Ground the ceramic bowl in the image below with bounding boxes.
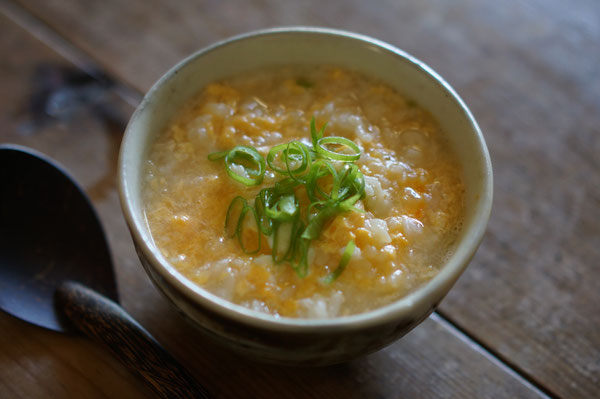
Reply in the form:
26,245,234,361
118,27,493,365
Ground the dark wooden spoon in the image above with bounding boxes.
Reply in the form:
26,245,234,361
0,144,210,399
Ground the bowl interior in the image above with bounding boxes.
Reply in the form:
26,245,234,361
119,27,492,329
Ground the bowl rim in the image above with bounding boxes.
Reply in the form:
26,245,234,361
119,26,493,332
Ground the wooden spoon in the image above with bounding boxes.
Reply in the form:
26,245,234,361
0,144,210,399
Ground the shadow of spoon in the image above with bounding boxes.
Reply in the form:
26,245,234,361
0,144,210,398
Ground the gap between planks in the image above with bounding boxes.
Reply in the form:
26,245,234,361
0,0,142,108
433,311,558,399
0,1,562,398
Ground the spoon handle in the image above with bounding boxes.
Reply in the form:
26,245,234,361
55,281,211,399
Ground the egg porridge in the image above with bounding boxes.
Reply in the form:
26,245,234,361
142,65,464,319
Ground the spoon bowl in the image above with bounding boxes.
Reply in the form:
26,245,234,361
0,144,210,398
0,144,118,331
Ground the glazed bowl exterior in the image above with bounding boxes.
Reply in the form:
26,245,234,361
118,27,493,365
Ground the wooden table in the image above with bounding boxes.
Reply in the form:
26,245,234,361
1,0,598,397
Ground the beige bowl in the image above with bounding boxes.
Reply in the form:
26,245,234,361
118,27,493,365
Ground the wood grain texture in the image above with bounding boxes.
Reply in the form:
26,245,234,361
0,4,552,399
0,7,549,399
9,0,598,397
0,312,152,399
2,0,599,397
56,282,211,398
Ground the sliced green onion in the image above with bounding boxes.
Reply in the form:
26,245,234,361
331,164,348,201
323,240,355,283
237,205,261,254
214,117,367,279
286,141,312,182
267,141,311,179
272,219,297,263
207,149,229,161
265,193,298,222
315,136,361,162
224,146,266,186
310,117,327,148
337,193,364,213
289,219,305,264
225,196,247,237
333,164,364,201
267,143,291,174
274,177,301,194
353,170,366,199
301,204,337,241
305,160,337,202
255,189,274,235
293,239,310,278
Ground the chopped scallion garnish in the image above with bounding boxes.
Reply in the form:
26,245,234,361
264,193,298,222
310,117,326,148
237,205,261,254
225,196,247,238
207,149,229,161
211,117,365,279
315,136,361,162
322,240,356,284
209,146,266,186
267,141,311,181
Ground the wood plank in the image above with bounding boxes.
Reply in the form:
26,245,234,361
8,0,599,397
0,9,149,399
0,6,549,399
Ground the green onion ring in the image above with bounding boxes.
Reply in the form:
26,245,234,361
215,117,367,279
285,141,311,183
272,217,300,263
306,160,337,202
255,189,274,235
267,141,311,178
237,205,261,254
225,196,247,238
225,146,266,186
267,143,290,174
315,136,361,162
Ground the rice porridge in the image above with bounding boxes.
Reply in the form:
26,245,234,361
142,65,464,318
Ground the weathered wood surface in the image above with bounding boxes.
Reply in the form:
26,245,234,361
1,0,599,397
0,7,548,399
